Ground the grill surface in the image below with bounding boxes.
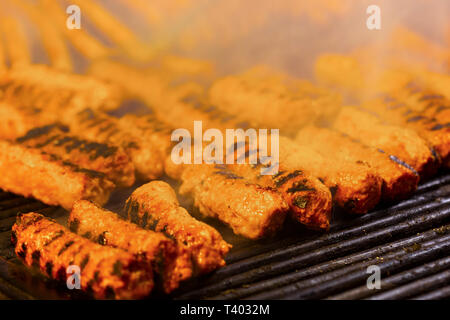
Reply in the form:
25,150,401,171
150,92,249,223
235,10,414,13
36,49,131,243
0,173,449,300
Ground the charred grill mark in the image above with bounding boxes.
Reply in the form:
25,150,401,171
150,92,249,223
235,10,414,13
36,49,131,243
430,148,440,162
18,243,27,259
293,196,308,209
44,230,65,246
127,201,140,225
85,118,105,129
160,225,175,241
431,123,450,131
58,241,75,256
287,181,315,193
419,94,444,101
407,115,427,123
80,255,90,270
56,267,66,281
98,123,115,134
31,250,41,267
98,232,108,245
273,170,303,188
272,170,286,179
112,261,122,277
69,219,80,233
40,151,106,179
141,211,148,228
389,155,419,176
82,232,92,239
45,262,53,276
214,170,244,180
78,109,95,120
147,216,160,231
16,124,60,142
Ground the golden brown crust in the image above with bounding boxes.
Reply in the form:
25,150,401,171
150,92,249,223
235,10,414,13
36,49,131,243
17,124,136,187
332,106,439,180
12,212,153,299
363,95,450,169
279,136,383,214
296,126,419,202
126,181,232,273
0,64,123,113
0,140,114,209
69,200,192,293
209,66,341,136
225,164,332,230
176,166,289,239
63,109,166,180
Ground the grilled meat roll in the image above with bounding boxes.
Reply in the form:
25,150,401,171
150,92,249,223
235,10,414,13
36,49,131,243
362,95,450,168
0,140,114,210
0,64,123,113
314,54,449,170
12,212,153,299
61,108,166,180
69,200,192,293
170,165,289,239
125,181,232,272
222,162,332,230
156,83,380,214
16,124,136,187
208,66,341,136
278,136,383,214
296,126,419,201
332,106,439,180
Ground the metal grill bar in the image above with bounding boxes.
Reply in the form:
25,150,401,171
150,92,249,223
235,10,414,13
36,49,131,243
0,173,449,300
176,200,450,299
367,269,450,300
412,285,450,300
210,227,450,300
259,236,450,299
328,255,450,299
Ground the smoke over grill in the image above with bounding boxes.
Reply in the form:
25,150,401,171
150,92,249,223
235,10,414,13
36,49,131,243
0,0,448,301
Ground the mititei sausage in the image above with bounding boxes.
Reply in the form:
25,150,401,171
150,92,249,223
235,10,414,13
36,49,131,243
69,200,193,293
125,181,233,272
12,212,153,299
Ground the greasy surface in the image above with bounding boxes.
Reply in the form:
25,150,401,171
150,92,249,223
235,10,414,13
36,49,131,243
62,108,166,180
333,106,439,180
279,136,383,214
208,66,341,136
69,200,192,293
142,76,382,215
362,95,450,169
296,126,419,202
126,181,231,273
0,140,114,210
176,165,288,239
17,124,136,187
314,54,450,169
225,163,332,230
0,64,123,114
12,212,153,299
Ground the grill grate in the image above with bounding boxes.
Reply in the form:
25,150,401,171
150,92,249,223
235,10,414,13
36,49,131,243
0,173,449,300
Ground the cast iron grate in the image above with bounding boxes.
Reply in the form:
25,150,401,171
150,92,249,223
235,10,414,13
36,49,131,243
0,173,449,300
